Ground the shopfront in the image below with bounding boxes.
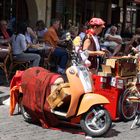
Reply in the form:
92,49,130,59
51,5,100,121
0,0,140,32
111,0,140,35
51,0,110,28
123,0,140,33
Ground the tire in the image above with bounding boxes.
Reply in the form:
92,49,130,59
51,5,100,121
118,88,138,121
80,106,112,137
20,104,32,123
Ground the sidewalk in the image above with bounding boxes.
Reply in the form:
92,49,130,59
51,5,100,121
0,85,10,105
0,71,10,105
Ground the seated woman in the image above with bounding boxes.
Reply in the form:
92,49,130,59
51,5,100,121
22,21,39,46
19,21,40,48
19,22,43,54
11,22,41,67
35,20,48,43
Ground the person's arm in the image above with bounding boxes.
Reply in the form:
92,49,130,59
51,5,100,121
20,35,27,51
106,34,122,44
83,38,105,56
129,35,140,45
109,36,122,44
27,27,38,40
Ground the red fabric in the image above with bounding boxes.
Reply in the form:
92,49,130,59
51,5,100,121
86,29,95,36
10,70,24,115
49,74,61,85
10,70,24,89
10,86,20,115
20,67,62,128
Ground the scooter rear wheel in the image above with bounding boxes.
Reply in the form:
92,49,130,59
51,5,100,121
20,104,32,123
80,106,112,137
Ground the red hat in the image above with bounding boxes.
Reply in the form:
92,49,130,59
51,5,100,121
89,18,105,27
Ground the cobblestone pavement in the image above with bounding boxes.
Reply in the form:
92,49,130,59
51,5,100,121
0,86,10,105
0,105,140,140
0,71,10,105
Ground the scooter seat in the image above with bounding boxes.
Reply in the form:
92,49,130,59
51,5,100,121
47,83,71,109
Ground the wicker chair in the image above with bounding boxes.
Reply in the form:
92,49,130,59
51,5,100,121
8,44,29,76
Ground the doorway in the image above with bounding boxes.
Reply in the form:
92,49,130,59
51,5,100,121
0,0,28,22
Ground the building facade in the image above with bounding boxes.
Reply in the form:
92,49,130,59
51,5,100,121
0,0,140,33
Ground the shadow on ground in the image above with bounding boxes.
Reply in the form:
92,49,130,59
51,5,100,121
103,124,121,138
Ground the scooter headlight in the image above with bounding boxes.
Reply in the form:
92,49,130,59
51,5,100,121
69,69,75,75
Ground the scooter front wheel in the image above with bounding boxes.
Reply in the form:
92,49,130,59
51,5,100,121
80,106,112,137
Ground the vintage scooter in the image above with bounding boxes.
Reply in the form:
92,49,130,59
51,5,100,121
19,41,112,137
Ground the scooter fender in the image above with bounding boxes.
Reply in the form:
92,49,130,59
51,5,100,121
77,93,110,116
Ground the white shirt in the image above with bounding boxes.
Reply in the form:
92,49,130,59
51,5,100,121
11,34,27,55
37,28,48,38
103,33,122,48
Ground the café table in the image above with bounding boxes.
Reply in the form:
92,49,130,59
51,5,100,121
26,44,51,67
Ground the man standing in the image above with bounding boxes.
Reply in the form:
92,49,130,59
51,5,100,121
44,19,68,74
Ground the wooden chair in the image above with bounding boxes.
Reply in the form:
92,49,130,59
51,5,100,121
0,45,11,82
8,44,29,76
43,48,53,70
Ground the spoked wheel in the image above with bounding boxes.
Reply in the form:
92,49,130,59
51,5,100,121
80,106,112,137
118,89,138,121
20,104,32,123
